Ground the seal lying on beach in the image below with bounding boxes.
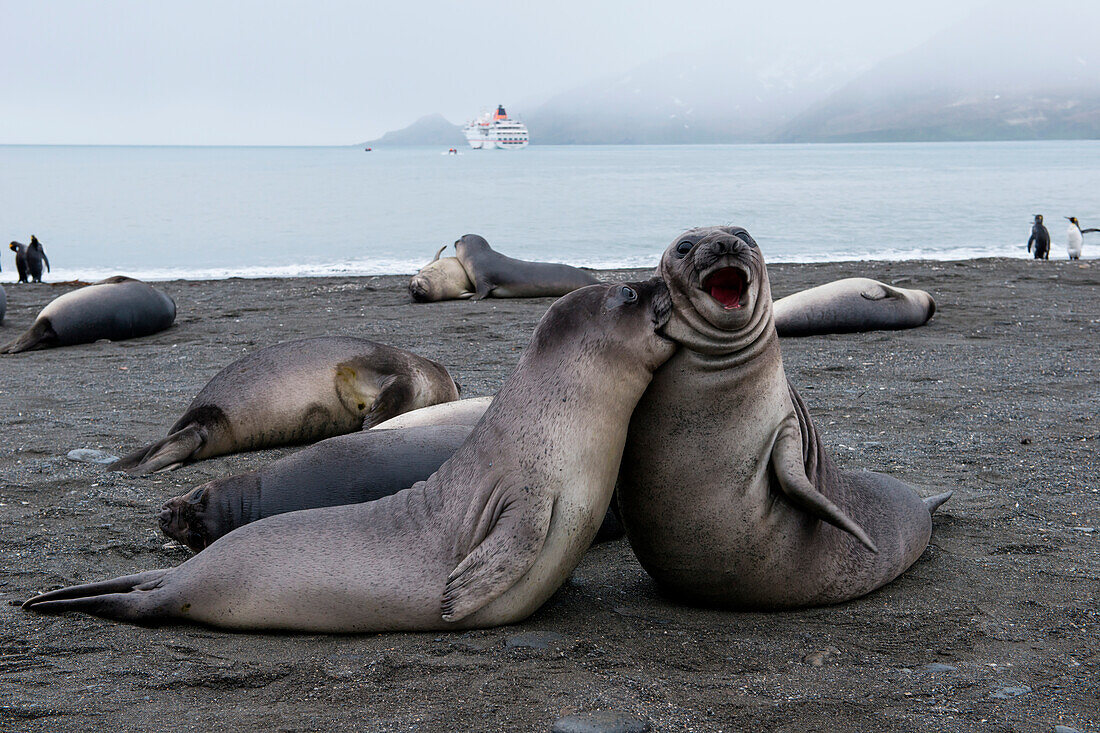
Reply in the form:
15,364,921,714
617,226,951,609
25,279,675,631
1,276,175,354
159,421,627,552
109,337,459,475
370,396,493,430
408,245,475,302
455,234,599,299
773,278,936,337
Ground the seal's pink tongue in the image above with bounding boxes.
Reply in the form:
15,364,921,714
704,268,744,309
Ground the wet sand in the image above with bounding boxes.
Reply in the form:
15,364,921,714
1,258,1097,732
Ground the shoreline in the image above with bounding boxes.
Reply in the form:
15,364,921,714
2,257,1098,731
2,254,1091,286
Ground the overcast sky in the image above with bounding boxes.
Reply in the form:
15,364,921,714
1,0,993,145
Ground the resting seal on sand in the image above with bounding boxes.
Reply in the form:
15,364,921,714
370,396,492,430
1,276,175,354
109,337,459,474
408,245,475,302
455,234,599,299
159,421,627,552
617,226,951,608
773,277,936,337
25,278,675,631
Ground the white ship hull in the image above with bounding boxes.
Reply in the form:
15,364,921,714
463,105,529,150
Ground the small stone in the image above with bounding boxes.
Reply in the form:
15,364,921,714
803,647,840,667
1020,437,1032,445
505,631,565,650
66,448,120,464
917,663,956,674
991,685,1031,699
551,711,651,733
1071,527,1095,533
1054,725,1082,733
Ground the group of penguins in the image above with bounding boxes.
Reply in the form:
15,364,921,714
0,236,51,327
1028,215,1098,260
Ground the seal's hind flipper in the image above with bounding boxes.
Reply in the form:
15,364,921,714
441,486,554,623
771,420,878,553
1,321,57,354
107,424,206,475
923,491,953,515
23,569,169,622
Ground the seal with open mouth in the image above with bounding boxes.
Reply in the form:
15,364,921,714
617,226,951,609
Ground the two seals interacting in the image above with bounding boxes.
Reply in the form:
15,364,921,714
9,236,50,283
109,336,460,474
25,279,675,631
773,277,936,337
408,245,475,302
1,276,175,354
454,234,599,299
617,227,950,608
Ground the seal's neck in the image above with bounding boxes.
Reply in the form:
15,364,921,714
662,294,777,371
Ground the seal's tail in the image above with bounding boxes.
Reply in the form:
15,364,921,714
107,423,206,475
22,569,170,623
923,491,953,515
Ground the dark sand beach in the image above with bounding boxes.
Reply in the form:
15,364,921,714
1,259,1097,732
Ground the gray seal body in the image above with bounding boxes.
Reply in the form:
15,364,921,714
455,234,599,299
1,276,175,354
24,279,675,631
109,336,460,474
159,422,626,552
617,227,951,609
773,277,936,337
408,245,474,302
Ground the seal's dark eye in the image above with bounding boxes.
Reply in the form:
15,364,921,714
620,286,638,302
675,241,693,257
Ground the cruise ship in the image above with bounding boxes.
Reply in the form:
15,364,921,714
463,105,529,149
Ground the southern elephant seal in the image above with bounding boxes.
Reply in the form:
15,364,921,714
109,337,459,475
455,234,599,299
159,422,627,552
25,278,675,631
370,396,492,430
773,277,936,337
408,245,474,302
617,226,951,609
1,276,175,354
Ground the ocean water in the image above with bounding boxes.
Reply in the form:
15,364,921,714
1,141,1097,282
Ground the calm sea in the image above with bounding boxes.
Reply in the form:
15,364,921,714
1,141,1097,282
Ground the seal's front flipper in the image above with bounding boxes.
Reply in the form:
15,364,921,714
771,422,878,553
472,278,494,300
441,486,553,622
361,375,415,428
923,491,953,515
107,424,206,475
860,283,890,301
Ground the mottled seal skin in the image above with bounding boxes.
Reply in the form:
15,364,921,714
455,234,599,299
773,277,936,337
370,396,492,430
24,279,675,631
109,337,459,475
160,422,627,551
1,276,175,354
408,245,474,302
618,227,951,609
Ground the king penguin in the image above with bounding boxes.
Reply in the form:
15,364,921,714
1028,215,1050,259
1066,217,1100,261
